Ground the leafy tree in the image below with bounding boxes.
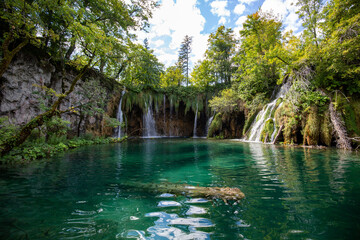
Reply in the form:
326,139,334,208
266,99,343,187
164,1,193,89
296,0,324,48
121,43,164,88
234,11,283,109
0,0,157,156
205,26,236,84
208,88,239,113
177,35,193,86
316,0,360,94
190,60,216,88
160,65,185,87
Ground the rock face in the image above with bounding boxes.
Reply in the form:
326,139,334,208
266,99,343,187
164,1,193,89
0,48,212,139
124,99,208,137
0,47,120,137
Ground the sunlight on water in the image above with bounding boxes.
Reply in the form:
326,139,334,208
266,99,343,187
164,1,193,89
1,139,360,239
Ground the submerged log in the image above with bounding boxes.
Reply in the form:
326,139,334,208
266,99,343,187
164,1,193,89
127,182,245,201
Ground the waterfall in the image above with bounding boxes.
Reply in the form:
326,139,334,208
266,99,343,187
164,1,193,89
169,99,173,137
116,89,126,138
193,103,198,137
246,82,290,142
143,96,158,137
247,99,277,142
163,95,166,136
205,113,215,137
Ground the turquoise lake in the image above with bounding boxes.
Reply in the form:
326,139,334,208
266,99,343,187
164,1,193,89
1,139,360,239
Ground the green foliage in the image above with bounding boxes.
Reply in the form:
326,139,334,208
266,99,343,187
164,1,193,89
303,106,320,145
160,66,184,87
260,119,275,142
121,44,164,88
243,110,259,136
334,93,360,136
45,116,70,138
0,117,18,145
234,11,284,111
319,110,332,146
209,88,239,113
104,116,122,129
207,113,223,138
1,136,127,164
177,35,193,85
190,60,216,89
205,26,236,84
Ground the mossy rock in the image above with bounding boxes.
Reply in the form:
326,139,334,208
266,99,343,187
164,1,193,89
303,106,320,146
207,113,223,138
260,119,275,142
243,109,259,136
319,110,332,146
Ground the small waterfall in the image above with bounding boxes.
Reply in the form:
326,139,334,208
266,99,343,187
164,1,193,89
169,99,173,137
116,89,126,138
143,96,158,137
247,82,290,142
163,95,166,136
247,100,277,142
205,113,215,137
193,103,198,137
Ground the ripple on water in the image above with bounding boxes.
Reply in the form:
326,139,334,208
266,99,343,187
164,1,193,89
140,212,213,239
158,193,175,198
157,201,181,207
186,206,207,215
185,198,209,204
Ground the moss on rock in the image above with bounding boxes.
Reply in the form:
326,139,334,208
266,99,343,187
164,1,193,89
260,119,275,142
303,106,320,146
207,113,223,138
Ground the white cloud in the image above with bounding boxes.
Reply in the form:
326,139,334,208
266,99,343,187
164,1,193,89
219,16,227,25
261,0,302,33
152,39,165,48
135,0,208,68
239,0,257,4
210,0,230,17
235,15,248,26
234,3,246,15
234,15,248,37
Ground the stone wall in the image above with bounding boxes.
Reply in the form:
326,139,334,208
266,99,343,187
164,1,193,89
0,47,121,137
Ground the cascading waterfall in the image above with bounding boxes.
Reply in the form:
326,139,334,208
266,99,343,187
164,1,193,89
143,96,158,137
246,82,290,142
205,113,215,137
163,94,166,135
169,99,173,137
193,103,198,137
247,99,278,142
116,89,126,138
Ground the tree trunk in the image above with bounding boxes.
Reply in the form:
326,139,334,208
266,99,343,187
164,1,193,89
329,101,352,150
272,125,284,144
0,33,29,78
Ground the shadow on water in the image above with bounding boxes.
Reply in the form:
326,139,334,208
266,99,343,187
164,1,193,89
1,139,360,239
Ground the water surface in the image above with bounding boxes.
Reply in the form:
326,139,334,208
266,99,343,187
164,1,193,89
1,139,359,239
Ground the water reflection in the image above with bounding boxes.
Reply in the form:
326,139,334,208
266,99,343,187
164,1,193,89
0,140,359,239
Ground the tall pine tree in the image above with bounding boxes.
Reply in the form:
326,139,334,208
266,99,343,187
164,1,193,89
177,35,193,86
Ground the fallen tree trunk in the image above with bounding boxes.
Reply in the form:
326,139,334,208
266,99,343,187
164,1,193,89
126,182,245,202
329,101,352,150
272,125,284,144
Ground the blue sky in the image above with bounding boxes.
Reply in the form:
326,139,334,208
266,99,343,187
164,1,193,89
135,0,302,69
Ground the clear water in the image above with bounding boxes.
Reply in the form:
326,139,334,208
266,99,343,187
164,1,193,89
1,139,360,239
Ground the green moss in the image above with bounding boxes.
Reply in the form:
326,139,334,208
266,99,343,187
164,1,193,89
303,106,320,146
260,119,275,142
207,113,223,138
319,110,332,146
243,110,259,136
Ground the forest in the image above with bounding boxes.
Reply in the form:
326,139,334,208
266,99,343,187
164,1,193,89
0,0,359,162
